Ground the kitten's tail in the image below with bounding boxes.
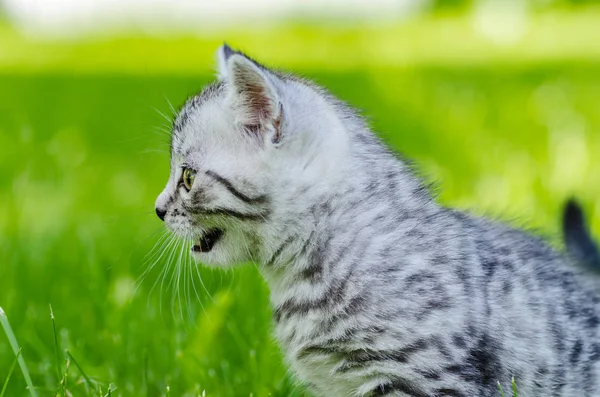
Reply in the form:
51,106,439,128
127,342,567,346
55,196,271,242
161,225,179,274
563,199,600,272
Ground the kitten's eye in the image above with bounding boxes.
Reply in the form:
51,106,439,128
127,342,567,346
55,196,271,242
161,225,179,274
182,168,196,191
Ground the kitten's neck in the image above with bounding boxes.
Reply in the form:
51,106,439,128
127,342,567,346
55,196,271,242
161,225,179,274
258,140,437,304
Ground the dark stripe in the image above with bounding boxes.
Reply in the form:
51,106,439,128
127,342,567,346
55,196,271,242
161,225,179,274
290,230,321,281
297,339,428,371
335,339,429,374
299,230,315,256
301,325,364,349
446,333,503,387
415,369,440,380
296,344,337,360
189,205,269,221
273,265,355,322
265,236,295,267
570,338,583,365
319,293,368,335
435,388,467,397
430,336,454,361
298,234,332,282
582,343,600,392
369,376,428,397
206,170,268,205
317,324,385,351
297,232,360,287
298,262,323,281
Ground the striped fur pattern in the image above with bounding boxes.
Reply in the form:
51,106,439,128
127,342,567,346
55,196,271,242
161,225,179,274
154,45,600,396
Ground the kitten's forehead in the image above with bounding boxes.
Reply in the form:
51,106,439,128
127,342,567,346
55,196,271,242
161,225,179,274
170,81,226,156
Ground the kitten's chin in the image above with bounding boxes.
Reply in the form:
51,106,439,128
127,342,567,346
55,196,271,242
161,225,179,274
189,228,249,267
192,228,224,253
190,228,226,266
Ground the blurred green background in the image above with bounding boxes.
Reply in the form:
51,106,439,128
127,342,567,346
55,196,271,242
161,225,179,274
0,0,599,396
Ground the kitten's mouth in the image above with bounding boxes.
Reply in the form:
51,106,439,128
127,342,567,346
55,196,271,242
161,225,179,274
192,229,224,253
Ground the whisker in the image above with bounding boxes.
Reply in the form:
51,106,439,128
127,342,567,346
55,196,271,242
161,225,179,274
158,235,181,316
141,230,171,263
164,95,177,117
173,237,187,322
147,233,175,310
153,107,174,124
151,124,172,134
166,237,183,318
193,250,216,305
124,225,167,265
140,148,170,155
241,236,260,273
184,236,199,322
187,243,204,319
182,236,191,321
136,231,173,294
147,234,176,290
143,232,173,270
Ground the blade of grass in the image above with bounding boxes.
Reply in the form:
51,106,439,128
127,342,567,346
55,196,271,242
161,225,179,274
0,348,22,397
511,377,518,397
49,304,65,397
66,351,96,392
0,306,38,397
62,356,70,395
103,384,116,397
497,381,505,397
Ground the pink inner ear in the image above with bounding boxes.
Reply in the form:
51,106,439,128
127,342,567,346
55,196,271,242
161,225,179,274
243,124,262,137
232,65,276,125
238,81,275,125
245,82,274,121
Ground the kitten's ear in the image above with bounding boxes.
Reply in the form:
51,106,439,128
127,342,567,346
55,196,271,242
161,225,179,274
216,43,236,80
221,49,282,141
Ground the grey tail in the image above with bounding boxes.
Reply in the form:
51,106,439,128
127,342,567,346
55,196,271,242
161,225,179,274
563,199,600,272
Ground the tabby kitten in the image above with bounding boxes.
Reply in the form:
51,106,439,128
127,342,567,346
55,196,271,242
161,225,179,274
154,44,600,396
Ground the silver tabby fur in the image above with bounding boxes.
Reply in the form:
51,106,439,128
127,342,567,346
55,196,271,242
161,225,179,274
155,45,600,396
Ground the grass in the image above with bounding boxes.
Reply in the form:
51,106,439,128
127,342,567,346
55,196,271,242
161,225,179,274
0,9,599,396
497,378,519,397
1,347,22,397
0,307,36,396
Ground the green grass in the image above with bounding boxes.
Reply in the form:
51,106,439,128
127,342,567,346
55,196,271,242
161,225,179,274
497,377,518,397
1,347,22,397
1,9,599,396
0,307,36,396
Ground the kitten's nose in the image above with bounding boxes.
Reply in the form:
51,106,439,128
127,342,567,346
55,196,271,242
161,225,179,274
155,207,167,221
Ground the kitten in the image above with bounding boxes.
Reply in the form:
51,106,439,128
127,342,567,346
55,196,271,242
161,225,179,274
154,44,600,397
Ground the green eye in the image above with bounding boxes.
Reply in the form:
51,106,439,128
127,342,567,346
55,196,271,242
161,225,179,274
182,168,196,191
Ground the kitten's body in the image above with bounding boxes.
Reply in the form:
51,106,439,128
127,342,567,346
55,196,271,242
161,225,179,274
263,122,600,397
155,45,600,396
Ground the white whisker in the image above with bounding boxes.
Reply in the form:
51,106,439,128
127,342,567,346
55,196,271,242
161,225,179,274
187,243,204,319
153,107,173,124
145,232,177,312
183,236,199,322
164,95,177,117
158,235,181,316
173,237,187,322
135,230,172,294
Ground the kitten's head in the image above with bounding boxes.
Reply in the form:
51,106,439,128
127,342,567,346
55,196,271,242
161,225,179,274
155,45,350,267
